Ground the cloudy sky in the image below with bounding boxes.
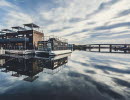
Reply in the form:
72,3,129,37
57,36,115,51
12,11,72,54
0,0,130,44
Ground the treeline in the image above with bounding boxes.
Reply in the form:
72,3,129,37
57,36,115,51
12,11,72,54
73,45,87,50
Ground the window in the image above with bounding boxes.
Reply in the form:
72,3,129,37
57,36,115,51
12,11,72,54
29,34,32,36
18,34,23,36
29,43,32,45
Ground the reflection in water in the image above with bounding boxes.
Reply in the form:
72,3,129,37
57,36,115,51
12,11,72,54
0,54,69,82
0,51,130,100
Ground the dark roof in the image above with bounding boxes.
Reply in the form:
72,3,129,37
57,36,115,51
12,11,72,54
24,23,40,28
1,29,11,31
1,29,16,33
12,26,26,31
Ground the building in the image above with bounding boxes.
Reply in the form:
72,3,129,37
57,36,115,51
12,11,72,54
38,36,68,51
0,23,44,50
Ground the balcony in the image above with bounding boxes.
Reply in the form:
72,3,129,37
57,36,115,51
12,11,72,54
9,38,29,42
0,38,29,43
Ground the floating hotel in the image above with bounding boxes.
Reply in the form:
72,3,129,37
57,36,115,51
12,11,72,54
0,23,72,56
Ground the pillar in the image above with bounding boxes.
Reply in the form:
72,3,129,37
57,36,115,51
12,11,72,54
89,45,91,51
124,45,127,53
110,45,112,52
99,45,101,52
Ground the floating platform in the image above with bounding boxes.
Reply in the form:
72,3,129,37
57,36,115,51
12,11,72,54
35,50,72,57
5,50,35,55
1,49,72,56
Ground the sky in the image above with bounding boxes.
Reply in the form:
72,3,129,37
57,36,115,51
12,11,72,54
0,0,130,44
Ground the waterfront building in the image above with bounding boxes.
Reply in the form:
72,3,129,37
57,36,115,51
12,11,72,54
37,36,68,51
0,23,44,50
36,36,72,56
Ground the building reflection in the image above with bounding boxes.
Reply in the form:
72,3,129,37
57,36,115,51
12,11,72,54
0,54,70,82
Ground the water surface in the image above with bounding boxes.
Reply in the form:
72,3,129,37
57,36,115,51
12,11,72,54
0,51,130,100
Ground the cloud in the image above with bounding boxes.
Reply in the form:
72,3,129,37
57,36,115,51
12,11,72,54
50,29,62,33
94,22,130,30
50,26,72,33
0,0,33,28
87,22,96,25
65,29,88,36
0,0,14,8
116,9,130,18
86,0,120,18
0,0,130,44
68,18,84,23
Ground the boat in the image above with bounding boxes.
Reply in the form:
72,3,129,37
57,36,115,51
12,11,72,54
35,36,72,57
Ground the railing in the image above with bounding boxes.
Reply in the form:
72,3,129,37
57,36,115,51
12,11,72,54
0,38,29,43
38,35,69,51
44,35,68,43
38,43,70,51
9,38,29,42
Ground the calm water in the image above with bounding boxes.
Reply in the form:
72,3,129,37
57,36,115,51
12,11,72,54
0,51,130,100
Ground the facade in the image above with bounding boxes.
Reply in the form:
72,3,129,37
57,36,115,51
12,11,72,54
0,23,44,50
38,36,68,51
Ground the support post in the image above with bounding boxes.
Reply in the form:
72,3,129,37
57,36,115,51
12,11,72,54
124,45,127,53
110,45,112,52
89,45,91,51
99,45,101,52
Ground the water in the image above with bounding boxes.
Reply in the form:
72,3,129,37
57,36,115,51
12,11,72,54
0,51,130,100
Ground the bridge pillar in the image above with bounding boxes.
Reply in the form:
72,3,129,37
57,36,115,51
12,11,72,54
89,45,91,51
124,45,127,53
110,45,112,52
99,45,101,52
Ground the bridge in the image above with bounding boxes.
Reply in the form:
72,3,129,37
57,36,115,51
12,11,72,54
85,44,130,53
